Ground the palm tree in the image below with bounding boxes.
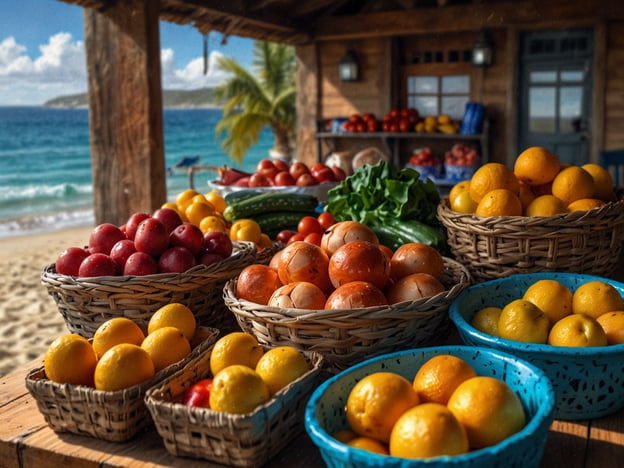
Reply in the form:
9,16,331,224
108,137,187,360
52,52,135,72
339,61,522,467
214,41,296,164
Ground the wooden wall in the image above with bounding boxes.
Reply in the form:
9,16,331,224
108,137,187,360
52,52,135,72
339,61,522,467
604,21,624,150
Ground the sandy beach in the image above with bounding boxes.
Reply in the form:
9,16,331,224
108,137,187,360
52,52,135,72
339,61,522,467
0,226,93,377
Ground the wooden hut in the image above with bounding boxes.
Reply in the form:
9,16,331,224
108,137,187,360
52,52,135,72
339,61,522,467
58,0,624,225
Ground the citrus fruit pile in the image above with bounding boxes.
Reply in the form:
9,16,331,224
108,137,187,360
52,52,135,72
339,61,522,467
334,354,526,458
44,303,197,390
448,146,616,216
471,279,624,346
181,332,311,414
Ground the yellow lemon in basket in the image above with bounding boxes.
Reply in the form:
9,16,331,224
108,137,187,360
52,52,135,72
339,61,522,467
209,332,264,376
551,166,595,205
141,326,191,372
205,190,227,214
548,314,607,347
475,189,523,217
572,281,624,320
255,346,310,396
498,299,550,344
448,180,471,204
346,372,420,443
389,403,468,458
92,317,146,359
581,163,615,202
469,163,520,203
348,436,390,455
471,306,502,336
447,376,526,449
513,146,561,186
596,311,624,345
567,198,606,212
412,354,477,405
209,364,270,414
524,194,569,217
44,334,98,386
147,303,196,341
185,200,216,226
175,189,200,219
522,279,573,325
449,190,477,214
199,215,228,234
94,343,155,391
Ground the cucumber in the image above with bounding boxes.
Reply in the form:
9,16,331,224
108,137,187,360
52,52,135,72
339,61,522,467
370,219,447,253
224,189,262,206
251,211,314,237
224,192,319,221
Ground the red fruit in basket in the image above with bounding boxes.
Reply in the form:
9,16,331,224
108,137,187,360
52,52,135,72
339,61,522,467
390,243,445,282
170,223,204,256
236,264,283,305
183,379,213,408
268,281,327,309
197,252,223,267
123,251,158,276
277,241,332,293
78,253,117,277
203,230,233,259
158,246,197,273
152,208,183,235
328,241,390,289
109,239,137,275
55,247,90,276
325,281,388,309
88,223,126,255
134,218,169,257
320,221,379,257
387,272,446,304
125,212,151,240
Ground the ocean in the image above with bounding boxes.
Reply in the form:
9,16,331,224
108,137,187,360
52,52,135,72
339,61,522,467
0,106,274,239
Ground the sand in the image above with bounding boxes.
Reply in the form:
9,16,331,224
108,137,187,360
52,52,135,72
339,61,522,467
0,226,93,377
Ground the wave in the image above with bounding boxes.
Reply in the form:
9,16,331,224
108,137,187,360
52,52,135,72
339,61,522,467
0,182,92,203
0,209,94,241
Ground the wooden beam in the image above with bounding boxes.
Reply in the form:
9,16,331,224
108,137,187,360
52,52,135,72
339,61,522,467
84,0,166,226
295,43,320,166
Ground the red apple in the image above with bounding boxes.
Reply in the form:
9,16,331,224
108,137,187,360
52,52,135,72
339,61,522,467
158,246,197,273
296,173,318,186
152,208,183,235
109,239,137,275
125,212,151,240
123,251,159,276
134,218,169,257
88,223,126,255
55,247,90,276
274,171,296,186
198,252,223,267
289,162,310,180
170,222,204,256
203,231,233,259
78,253,117,277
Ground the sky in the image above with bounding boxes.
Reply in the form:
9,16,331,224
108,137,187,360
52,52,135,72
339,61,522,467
0,0,256,105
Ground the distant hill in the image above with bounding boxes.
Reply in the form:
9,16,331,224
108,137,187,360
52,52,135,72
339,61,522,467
44,87,221,108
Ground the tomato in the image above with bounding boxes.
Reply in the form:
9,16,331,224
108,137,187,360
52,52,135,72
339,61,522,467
287,232,306,244
317,212,335,231
311,166,336,184
304,232,322,246
248,172,271,187
296,173,318,186
331,166,347,181
256,159,275,172
276,229,297,244
289,161,310,180
183,379,213,408
273,159,289,172
298,216,324,236
259,166,279,181
274,171,296,186
398,118,411,132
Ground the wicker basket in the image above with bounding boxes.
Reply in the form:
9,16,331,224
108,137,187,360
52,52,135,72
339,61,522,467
145,347,325,467
25,327,219,442
223,257,471,372
255,241,284,265
41,241,256,337
437,195,624,282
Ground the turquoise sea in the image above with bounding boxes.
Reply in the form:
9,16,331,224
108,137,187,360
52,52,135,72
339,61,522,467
0,107,273,239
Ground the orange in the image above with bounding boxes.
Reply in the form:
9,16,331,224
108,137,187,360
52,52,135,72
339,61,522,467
209,364,270,414
347,437,389,455
469,163,520,203
498,299,550,344
94,343,155,391
389,403,469,459
92,317,145,359
522,279,573,325
345,372,420,443
447,376,526,449
524,194,569,217
185,200,216,226
44,334,98,386
205,191,227,213
449,190,478,213
581,163,615,202
161,202,183,217
567,198,606,212
210,332,264,376
175,189,200,220
141,326,191,372
475,189,522,217
255,346,310,395
513,146,561,186
412,354,477,405
147,303,196,341
518,182,536,210
448,180,471,204
596,311,624,345
199,215,228,234
333,429,357,443
551,166,595,205
572,281,624,319
471,306,502,336
548,314,607,347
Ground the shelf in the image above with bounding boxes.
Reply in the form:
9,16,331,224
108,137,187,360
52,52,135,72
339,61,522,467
316,131,485,141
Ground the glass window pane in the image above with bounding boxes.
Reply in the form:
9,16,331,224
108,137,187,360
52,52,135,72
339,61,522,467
442,76,469,93
530,71,557,83
441,96,468,120
560,86,582,134
407,77,417,94
413,96,438,116
529,87,556,133
561,70,583,82
413,76,438,93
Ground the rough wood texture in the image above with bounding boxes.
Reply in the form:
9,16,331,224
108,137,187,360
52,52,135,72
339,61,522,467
85,0,166,226
295,43,319,167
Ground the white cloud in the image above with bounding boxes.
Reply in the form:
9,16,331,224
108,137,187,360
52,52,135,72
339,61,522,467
0,34,228,105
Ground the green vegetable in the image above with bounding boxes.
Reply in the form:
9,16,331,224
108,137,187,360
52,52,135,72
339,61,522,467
224,189,262,205
250,211,313,237
223,192,318,221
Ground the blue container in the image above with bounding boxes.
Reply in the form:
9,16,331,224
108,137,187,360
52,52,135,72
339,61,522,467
305,346,555,468
449,272,624,420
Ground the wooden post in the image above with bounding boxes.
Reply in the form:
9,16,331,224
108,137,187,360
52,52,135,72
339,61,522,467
84,0,166,226
295,43,320,166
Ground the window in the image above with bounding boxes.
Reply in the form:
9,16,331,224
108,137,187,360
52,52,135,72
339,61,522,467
406,75,470,119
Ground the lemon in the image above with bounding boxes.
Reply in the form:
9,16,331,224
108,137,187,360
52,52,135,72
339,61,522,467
92,317,145,359
210,332,264,376
141,326,191,372
44,334,98,386
147,303,196,341
209,365,270,414
255,346,310,396
94,343,155,391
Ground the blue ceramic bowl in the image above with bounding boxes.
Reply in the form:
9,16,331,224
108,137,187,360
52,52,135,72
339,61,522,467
449,272,624,420
305,346,555,468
